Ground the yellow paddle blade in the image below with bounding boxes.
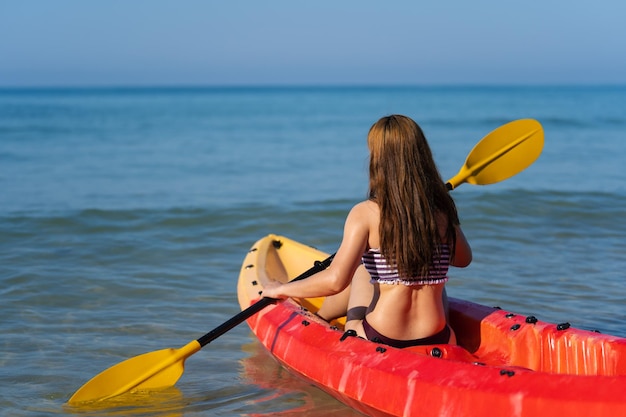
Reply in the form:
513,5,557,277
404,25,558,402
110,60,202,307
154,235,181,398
68,340,201,405
447,119,544,190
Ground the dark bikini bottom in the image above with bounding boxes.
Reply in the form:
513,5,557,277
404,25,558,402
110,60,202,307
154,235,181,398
362,317,451,348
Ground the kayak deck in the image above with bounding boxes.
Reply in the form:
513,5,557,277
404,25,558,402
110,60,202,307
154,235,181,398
238,234,626,416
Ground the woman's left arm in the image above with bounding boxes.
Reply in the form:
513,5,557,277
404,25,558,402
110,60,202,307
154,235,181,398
261,203,370,299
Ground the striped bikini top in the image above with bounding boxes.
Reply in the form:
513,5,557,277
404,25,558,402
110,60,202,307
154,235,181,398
362,244,451,286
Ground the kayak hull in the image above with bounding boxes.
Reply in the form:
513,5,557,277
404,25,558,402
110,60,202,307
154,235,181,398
238,234,626,417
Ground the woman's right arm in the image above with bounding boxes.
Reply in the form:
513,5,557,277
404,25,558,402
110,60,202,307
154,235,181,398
451,225,472,267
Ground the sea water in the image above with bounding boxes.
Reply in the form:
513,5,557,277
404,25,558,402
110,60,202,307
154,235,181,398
1,86,625,416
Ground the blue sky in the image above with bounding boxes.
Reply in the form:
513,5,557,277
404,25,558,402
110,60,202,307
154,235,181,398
1,0,624,86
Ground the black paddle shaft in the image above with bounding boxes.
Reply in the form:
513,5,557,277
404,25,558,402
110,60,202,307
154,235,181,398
196,253,335,347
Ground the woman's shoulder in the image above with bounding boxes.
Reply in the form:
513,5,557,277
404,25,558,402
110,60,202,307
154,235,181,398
351,200,379,216
345,200,380,249
346,200,379,233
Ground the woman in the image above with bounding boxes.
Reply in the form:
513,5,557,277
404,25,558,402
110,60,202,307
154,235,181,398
262,115,472,347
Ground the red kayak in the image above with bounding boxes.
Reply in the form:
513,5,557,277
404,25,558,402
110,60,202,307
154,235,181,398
238,234,626,417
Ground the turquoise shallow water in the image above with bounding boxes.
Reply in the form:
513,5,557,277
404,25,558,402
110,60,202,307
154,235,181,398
1,86,625,416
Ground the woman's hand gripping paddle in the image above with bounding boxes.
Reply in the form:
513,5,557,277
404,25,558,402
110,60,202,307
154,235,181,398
67,118,544,405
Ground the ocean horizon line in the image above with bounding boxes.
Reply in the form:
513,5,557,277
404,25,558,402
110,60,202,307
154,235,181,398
1,83,625,93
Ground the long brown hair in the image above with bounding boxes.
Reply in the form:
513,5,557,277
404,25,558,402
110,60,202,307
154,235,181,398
367,115,459,278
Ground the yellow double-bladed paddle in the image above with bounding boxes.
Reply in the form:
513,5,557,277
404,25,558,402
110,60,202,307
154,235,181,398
67,118,544,405
446,118,543,189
